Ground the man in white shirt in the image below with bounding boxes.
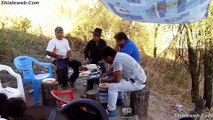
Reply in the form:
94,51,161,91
101,46,147,117
46,26,82,88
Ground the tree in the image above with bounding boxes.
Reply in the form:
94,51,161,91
185,24,201,103
153,24,160,58
11,17,32,32
203,35,213,109
70,0,148,55
162,23,203,104
202,5,213,109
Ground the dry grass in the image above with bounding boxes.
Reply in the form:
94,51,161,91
0,29,86,66
141,54,194,109
0,28,197,111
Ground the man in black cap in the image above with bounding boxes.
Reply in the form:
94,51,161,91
46,26,82,88
84,28,107,91
84,28,107,70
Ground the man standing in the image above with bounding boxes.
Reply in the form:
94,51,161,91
46,26,82,88
101,46,147,117
114,32,140,63
84,28,107,72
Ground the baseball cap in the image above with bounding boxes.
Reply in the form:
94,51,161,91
55,26,63,33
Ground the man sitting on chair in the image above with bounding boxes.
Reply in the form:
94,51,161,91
100,46,147,117
46,26,82,88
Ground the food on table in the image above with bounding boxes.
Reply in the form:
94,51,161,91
79,66,87,71
79,71,91,76
99,83,109,88
43,78,56,83
85,64,98,69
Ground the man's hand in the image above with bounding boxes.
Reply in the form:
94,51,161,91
83,58,90,64
102,73,108,77
114,45,120,51
108,65,113,71
56,55,63,59
67,50,72,60
101,76,111,83
98,60,105,64
68,56,72,61
104,71,121,83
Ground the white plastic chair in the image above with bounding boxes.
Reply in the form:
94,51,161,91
0,64,26,101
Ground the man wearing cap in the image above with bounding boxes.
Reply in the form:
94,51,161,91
84,28,107,91
46,26,82,88
84,28,107,66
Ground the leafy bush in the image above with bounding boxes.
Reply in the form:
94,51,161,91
11,17,32,32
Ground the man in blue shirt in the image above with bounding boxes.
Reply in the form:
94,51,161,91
114,32,140,63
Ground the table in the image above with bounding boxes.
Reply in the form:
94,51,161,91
79,71,101,91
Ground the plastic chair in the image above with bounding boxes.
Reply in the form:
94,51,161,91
51,90,74,108
0,64,26,101
13,56,53,104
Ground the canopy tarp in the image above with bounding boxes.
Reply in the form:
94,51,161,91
100,0,211,24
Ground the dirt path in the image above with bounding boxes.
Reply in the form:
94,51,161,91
70,80,178,120
23,79,178,120
109,91,177,120
147,92,177,120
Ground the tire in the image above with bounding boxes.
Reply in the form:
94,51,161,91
59,99,109,120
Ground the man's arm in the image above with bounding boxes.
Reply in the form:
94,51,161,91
84,43,90,59
46,40,63,59
102,70,122,83
67,50,71,58
67,50,72,61
46,51,63,59
103,40,107,46
66,39,71,58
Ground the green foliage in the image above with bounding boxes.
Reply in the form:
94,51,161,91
11,17,32,32
69,1,149,56
0,16,32,32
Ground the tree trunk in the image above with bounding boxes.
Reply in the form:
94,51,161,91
203,38,213,109
185,24,200,103
130,86,150,120
153,24,160,58
41,79,58,107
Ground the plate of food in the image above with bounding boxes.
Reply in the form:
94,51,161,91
79,71,91,77
84,64,98,70
99,82,109,88
79,66,88,72
42,78,56,84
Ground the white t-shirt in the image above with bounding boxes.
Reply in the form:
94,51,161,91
46,38,71,59
113,52,146,84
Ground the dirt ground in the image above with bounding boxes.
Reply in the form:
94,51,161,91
1,70,179,120
23,78,178,120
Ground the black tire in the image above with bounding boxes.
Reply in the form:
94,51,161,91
59,99,109,120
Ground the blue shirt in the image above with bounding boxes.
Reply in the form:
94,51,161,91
120,39,140,63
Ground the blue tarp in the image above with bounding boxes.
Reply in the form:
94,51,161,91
100,0,211,24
